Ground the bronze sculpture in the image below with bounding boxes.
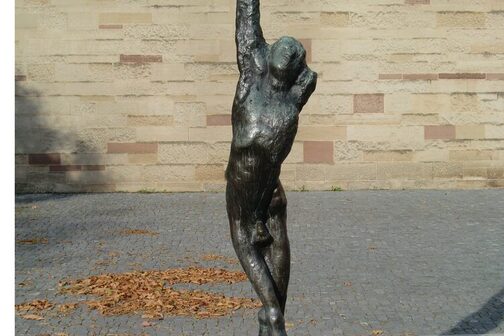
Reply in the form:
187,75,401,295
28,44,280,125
225,0,317,334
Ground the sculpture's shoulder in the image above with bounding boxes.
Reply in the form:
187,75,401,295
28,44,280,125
247,44,269,74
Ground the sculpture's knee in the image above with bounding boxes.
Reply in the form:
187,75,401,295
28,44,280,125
264,307,285,329
230,221,249,248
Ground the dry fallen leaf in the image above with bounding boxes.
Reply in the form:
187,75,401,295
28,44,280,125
57,303,78,315
372,330,384,336
16,238,48,245
18,281,32,287
20,314,44,321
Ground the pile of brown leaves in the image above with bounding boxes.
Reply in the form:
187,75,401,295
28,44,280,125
59,267,260,319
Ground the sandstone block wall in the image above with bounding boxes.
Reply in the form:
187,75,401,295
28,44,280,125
15,0,504,192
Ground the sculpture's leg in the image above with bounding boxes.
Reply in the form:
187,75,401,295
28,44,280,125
263,181,290,314
226,183,288,336
258,181,290,335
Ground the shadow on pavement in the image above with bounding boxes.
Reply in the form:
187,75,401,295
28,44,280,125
441,287,504,335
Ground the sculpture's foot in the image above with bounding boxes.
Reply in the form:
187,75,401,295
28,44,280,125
252,221,273,247
258,308,269,336
264,307,288,336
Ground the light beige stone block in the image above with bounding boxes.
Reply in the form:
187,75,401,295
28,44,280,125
297,126,347,141
413,150,449,162
158,143,209,164
68,12,98,30
449,150,494,161
450,93,480,113
377,162,432,180
208,142,231,164
334,141,362,161
433,162,463,178
319,95,353,115
188,127,232,142
296,164,327,181
27,64,55,81
437,12,486,28
385,93,412,114
347,126,424,149
320,12,349,26
485,125,504,139
142,165,195,182
127,115,174,127
279,164,296,182
311,39,341,63
411,94,450,114
284,142,304,164
326,163,377,181
136,127,188,142
150,64,187,81
16,13,39,29
456,125,485,140
99,13,152,24
195,164,225,181
128,153,158,164
363,150,413,162
463,167,488,179
174,102,206,127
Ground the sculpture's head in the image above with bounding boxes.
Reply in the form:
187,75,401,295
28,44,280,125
269,36,306,87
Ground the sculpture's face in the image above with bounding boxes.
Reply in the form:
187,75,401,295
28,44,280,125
269,36,306,85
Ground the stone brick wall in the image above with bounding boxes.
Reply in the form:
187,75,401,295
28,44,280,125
15,0,504,192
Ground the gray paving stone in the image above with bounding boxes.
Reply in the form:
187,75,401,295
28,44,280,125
15,191,504,335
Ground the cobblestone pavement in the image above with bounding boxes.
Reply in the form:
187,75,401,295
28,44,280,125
15,191,504,336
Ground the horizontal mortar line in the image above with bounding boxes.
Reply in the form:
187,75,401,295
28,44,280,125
192,62,235,65
139,39,184,42
150,80,195,83
51,81,114,84
95,38,124,41
146,5,190,8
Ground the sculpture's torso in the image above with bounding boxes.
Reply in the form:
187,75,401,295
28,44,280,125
226,78,299,184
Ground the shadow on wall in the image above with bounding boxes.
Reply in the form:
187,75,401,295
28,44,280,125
15,82,108,194
441,287,504,335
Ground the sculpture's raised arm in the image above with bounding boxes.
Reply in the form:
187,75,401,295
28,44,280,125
236,0,266,73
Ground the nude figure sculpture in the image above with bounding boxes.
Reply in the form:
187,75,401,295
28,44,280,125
225,0,317,335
